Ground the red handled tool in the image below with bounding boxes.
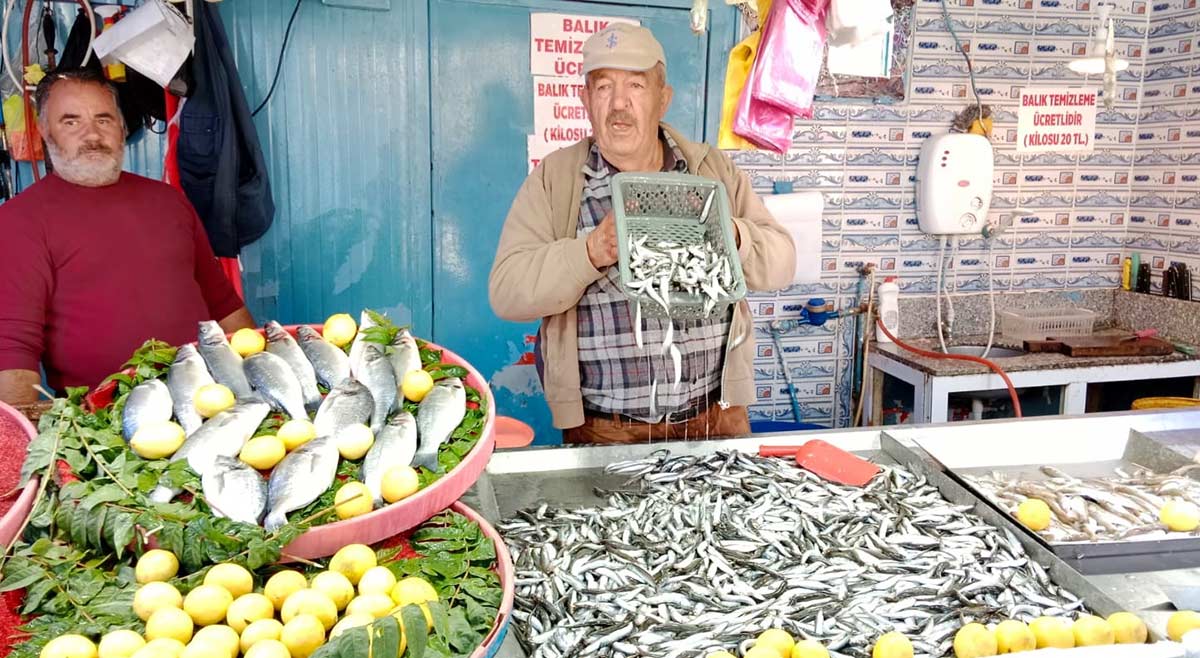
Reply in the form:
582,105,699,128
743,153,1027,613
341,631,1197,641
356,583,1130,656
759,439,881,487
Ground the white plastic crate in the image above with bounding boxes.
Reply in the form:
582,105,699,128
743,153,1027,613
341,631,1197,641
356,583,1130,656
999,307,1097,341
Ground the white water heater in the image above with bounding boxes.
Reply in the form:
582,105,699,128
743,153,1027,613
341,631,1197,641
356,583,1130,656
915,133,995,235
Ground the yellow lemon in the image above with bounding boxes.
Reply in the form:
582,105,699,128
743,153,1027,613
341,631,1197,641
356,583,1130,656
131,421,186,460
277,420,317,452
1161,500,1200,532
136,550,180,584
1030,617,1074,648
191,625,239,658
953,622,997,658
280,589,338,630
280,615,325,658
179,643,224,658
239,436,286,470
1107,612,1147,644
381,466,420,504
98,631,145,658
993,619,1035,653
42,635,98,658
401,370,435,402
329,544,376,585
184,585,234,627
791,639,829,658
195,384,236,418
755,629,795,658
131,639,186,658
346,594,395,619
1072,614,1114,646
1168,610,1200,641
310,571,356,611
336,424,375,461
390,577,438,606
205,563,254,599
872,632,912,658
329,614,375,639
263,571,308,610
333,481,374,520
230,329,266,357
238,619,283,654
1016,499,1052,531
243,640,290,658
135,582,184,622
147,607,195,644
389,603,433,631
743,649,780,658
357,566,397,597
225,593,274,634
322,314,358,348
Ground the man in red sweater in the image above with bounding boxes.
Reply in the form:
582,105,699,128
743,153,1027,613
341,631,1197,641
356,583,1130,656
0,69,255,404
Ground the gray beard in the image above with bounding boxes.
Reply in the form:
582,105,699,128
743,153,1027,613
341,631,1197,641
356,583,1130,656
46,139,123,187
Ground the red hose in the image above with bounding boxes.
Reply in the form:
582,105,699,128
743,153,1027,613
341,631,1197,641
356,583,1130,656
875,317,1023,418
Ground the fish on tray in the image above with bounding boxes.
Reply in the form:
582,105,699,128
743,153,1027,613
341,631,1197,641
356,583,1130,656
121,378,173,442
412,377,466,472
197,320,254,399
149,400,271,503
362,411,418,505
296,325,351,390
265,321,322,412
243,351,308,421
264,435,340,531
202,455,268,526
166,344,215,436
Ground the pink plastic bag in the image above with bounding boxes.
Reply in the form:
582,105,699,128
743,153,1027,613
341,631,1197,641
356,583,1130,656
750,0,829,117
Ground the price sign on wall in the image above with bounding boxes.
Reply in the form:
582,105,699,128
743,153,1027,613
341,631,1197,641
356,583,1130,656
1016,87,1098,154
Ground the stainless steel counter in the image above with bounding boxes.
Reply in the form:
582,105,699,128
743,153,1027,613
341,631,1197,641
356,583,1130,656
463,408,1200,657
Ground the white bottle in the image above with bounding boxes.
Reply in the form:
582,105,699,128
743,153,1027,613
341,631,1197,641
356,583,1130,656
876,276,900,342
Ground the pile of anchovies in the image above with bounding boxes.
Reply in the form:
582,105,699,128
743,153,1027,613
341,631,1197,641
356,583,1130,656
627,236,733,317
499,452,1086,658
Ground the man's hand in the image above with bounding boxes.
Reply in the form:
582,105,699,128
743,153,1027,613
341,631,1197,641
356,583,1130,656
586,211,619,269
0,369,41,405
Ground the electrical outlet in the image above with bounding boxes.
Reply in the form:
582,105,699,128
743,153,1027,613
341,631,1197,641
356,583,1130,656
321,0,389,10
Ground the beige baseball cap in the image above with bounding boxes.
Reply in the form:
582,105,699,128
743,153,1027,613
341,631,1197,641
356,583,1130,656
581,23,666,76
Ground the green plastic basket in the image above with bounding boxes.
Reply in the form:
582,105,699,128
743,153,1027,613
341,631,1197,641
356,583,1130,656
611,172,747,320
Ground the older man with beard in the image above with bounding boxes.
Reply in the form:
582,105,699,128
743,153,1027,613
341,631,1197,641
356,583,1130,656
0,68,254,404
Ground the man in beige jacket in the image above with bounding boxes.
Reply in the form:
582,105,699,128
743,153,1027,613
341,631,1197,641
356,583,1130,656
489,23,795,444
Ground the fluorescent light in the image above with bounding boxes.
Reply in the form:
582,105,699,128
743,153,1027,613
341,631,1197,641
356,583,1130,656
1068,56,1130,74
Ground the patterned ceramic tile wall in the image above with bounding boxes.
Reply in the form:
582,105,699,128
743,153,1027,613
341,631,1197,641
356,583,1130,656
730,0,1199,429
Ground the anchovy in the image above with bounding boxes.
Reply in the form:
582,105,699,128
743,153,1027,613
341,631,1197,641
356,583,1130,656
362,411,418,505
197,320,254,399
296,325,351,390
412,377,466,472
166,344,215,436
149,400,270,503
243,351,308,421
264,435,340,531
202,455,268,526
264,321,322,412
121,378,172,441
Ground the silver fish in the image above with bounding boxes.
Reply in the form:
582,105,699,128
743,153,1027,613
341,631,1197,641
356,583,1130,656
149,400,270,503
348,310,378,378
197,320,253,399
202,455,268,526
296,325,351,390
243,351,308,420
264,435,339,531
362,411,418,505
313,378,374,439
359,343,398,435
412,377,466,472
121,378,172,441
265,321,321,412
388,329,422,399
167,344,215,435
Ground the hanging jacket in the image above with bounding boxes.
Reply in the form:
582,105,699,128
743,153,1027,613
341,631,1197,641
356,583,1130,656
178,1,274,258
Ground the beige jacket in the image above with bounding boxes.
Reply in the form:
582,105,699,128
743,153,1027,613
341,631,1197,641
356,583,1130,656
488,123,796,429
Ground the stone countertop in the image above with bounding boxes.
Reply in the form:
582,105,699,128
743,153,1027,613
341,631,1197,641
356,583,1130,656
871,329,1200,377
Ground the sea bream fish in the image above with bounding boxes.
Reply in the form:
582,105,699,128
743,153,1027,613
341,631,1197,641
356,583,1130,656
313,378,373,439
296,325,351,390
264,321,322,412
348,310,378,378
264,435,339,531
166,344,215,435
197,320,254,398
121,378,173,441
202,455,268,526
388,329,422,395
149,400,270,503
243,351,309,421
412,377,466,472
362,411,418,505
358,343,398,435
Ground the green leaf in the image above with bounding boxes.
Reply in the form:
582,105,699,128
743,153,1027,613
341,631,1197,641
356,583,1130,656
399,605,428,658
88,503,108,551
21,578,57,614
445,606,478,654
369,615,401,658
107,510,136,559
80,484,127,510
0,561,44,592
20,424,59,485
69,502,90,548
426,601,451,640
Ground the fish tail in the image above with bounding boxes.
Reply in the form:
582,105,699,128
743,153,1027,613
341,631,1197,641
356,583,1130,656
263,509,287,532
412,450,438,472
148,485,178,504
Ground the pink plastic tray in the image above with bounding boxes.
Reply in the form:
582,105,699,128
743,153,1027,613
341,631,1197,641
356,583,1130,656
0,401,39,548
449,501,515,658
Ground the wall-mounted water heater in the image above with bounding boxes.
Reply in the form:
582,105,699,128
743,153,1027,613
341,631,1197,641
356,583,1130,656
916,133,995,235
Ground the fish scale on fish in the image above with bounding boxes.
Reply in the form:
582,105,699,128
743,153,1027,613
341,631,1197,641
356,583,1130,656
264,435,340,532
313,378,374,440
388,329,422,396
243,351,308,420
121,378,173,441
357,342,397,435
412,377,466,472
149,400,270,503
264,321,322,412
202,455,268,526
166,344,215,436
362,411,418,505
296,325,351,390
197,320,254,399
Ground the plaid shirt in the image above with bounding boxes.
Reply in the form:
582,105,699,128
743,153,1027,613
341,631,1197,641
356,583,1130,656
576,131,732,422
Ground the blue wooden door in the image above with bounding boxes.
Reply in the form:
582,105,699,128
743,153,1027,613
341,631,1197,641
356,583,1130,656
429,0,734,444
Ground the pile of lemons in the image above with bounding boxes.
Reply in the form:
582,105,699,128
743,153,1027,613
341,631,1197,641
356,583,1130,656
949,612,1150,657
39,545,439,658
706,628,829,658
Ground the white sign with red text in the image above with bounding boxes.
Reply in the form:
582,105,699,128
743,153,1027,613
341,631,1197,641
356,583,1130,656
533,75,590,140
529,12,639,77
1016,87,1098,153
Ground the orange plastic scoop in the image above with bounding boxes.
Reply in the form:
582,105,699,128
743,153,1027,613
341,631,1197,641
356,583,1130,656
759,439,881,487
